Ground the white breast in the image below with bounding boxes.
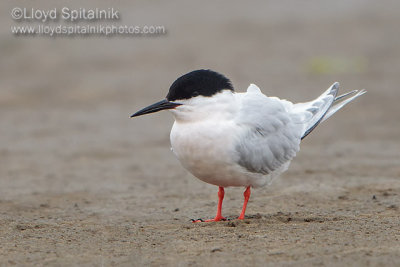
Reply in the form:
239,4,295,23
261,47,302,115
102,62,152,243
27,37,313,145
170,119,247,187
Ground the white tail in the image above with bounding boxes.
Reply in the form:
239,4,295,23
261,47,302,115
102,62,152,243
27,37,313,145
322,89,366,122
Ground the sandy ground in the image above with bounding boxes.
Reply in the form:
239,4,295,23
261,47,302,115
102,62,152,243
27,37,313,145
0,1,399,266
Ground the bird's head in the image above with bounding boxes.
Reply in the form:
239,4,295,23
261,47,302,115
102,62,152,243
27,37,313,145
130,69,234,119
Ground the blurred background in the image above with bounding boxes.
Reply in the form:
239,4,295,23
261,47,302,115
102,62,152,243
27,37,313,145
1,0,399,265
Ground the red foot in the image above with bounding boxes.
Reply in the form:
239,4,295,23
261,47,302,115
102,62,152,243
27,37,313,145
238,186,251,220
192,216,226,223
192,186,225,223
204,216,226,222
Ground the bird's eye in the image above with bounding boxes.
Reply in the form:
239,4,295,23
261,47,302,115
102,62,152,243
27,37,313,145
192,91,199,97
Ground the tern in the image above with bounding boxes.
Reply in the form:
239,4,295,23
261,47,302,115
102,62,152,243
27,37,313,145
131,69,365,222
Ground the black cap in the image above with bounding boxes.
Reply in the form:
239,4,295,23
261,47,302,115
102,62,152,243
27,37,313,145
166,69,234,101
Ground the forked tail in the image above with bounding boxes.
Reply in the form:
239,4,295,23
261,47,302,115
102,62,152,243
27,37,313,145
294,82,366,140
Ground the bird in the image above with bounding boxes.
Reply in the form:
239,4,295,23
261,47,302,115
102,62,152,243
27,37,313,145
131,69,366,222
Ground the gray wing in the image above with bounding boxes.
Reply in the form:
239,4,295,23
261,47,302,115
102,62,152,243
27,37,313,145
234,85,303,175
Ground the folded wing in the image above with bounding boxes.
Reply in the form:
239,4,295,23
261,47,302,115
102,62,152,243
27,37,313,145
234,84,303,175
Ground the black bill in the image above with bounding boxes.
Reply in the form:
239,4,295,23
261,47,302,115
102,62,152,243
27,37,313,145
130,99,181,118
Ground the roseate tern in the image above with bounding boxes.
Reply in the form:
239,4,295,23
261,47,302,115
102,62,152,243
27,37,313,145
131,69,365,222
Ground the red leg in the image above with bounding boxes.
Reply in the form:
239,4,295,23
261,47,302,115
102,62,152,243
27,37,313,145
238,186,251,220
193,186,226,222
